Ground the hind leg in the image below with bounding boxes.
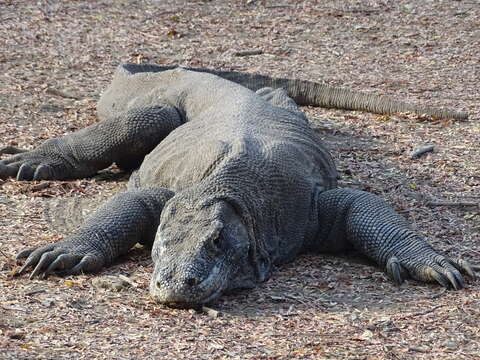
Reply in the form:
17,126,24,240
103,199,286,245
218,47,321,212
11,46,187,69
255,87,308,121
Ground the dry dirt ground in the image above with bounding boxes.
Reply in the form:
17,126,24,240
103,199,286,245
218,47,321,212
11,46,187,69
0,0,479,359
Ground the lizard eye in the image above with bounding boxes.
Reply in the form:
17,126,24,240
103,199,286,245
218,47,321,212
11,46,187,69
211,236,221,249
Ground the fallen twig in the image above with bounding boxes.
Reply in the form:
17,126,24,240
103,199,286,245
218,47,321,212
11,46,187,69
429,289,447,299
401,305,443,319
233,49,263,57
426,200,478,207
0,248,10,259
410,145,434,159
266,4,294,8
24,289,47,296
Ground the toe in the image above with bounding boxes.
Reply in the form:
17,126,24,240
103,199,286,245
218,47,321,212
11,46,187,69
425,268,451,289
386,257,407,285
59,255,102,276
0,162,19,179
18,244,56,274
33,164,53,180
17,163,35,181
44,254,82,277
16,248,36,260
30,250,63,279
449,258,477,279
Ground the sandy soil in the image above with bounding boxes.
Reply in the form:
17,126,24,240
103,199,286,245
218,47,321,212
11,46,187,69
0,1,479,359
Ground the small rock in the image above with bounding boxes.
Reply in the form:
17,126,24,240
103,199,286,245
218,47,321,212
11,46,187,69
40,299,55,308
444,341,458,350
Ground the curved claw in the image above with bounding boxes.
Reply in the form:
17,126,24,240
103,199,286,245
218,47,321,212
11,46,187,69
17,163,36,181
17,244,56,274
33,164,53,181
433,258,464,290
30,250,63,279
17,241,105,279
386,252,474,290
449,258,477,280
18,261,33,275
16,248,36,260
56,255,101,276
386,257,407,285
426,268,451,289
43,254,83,277
448,272,463,290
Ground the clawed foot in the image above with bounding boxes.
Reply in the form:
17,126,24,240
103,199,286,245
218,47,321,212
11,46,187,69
386,254,478,290
16,242,105,279
0,139,75,180
1,152,63,181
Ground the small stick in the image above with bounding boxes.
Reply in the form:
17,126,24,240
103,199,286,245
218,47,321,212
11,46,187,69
24,289,47,296
233,49,263,57
266,4,294,8
401,305,443,319
0,248,10,259
410,145,434,159
426,201,478,207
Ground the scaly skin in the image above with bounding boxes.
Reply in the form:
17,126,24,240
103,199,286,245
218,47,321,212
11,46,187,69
3,67,476,306
99,64,468,121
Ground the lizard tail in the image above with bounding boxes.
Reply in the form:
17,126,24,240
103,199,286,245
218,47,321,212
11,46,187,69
119,64,468,121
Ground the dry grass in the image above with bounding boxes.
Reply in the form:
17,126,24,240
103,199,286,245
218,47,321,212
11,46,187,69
1,0,479,359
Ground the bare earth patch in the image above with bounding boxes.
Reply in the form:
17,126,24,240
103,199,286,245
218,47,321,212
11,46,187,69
0,1,478,359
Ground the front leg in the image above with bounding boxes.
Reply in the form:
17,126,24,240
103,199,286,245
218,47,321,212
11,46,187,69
314,188,478,289
0,105,183,180
17,187,174,278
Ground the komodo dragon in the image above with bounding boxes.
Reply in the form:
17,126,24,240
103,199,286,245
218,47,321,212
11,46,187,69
1,64,476,305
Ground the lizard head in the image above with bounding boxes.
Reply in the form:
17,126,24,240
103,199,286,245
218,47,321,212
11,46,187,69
149,196,254,306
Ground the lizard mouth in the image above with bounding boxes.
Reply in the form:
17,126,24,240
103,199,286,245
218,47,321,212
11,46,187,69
150,264,228,306
161,287,224,309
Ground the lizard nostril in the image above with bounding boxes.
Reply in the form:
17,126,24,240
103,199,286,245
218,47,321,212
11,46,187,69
186,277,199,287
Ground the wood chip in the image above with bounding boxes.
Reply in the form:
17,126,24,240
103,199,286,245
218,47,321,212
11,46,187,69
202,306,220,318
